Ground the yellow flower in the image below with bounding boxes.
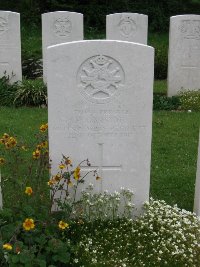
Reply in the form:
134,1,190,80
3,243,12,250
2,133,9,140
54,173,61,181
58,220,69,230
59,164,65,170
65,157,72,166
0,157,5,165
8,137,17,147
0,138,5,144
23,218,35,231
40,123,48,132
74,166,81,180
47,180,54,186
4,136,17,149
25,187,33,196
36,144,42,150
33,150,40,159
41,141,48,148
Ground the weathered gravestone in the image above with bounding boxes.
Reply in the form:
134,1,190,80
42,11,83,82
168,15,200,97
0,11,22,83
47,40,154,212
194,130,200,216
106,13,148,44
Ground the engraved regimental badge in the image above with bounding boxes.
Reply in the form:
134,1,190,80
77,55,125,104
54,17,72,37
118,14,137,37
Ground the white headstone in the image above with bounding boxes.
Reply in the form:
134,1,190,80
168,15,200,97
194,130,200,216
42,11,83,82
47,40,154,213
106,13,148,44
0,11,22,83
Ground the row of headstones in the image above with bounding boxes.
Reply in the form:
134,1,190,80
0,10,200,96
0,10,200,215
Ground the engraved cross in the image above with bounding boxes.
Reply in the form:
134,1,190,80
81,143,122,190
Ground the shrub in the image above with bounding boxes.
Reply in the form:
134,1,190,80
153,94,181,110
0,74,19,106
179,89,200,112
22,58,43,79
14,79,47,107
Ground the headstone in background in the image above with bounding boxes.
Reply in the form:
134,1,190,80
106,13,148,44
42,11,83,82
194,130,200,216
47,40,154,213
0,11,22,83
168,15,200,96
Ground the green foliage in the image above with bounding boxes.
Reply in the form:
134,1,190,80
14,80,47,107
0,75,19,107
179,89,200,111
1,0,200,32
153,94,181,110
0,76,47,107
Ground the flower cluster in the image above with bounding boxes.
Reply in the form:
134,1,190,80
0,133,17,149
76,185,134,221
73,198,200,267
179,89,200,111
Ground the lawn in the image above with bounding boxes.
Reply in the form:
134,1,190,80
0,106,199,211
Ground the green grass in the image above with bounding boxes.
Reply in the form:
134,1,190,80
154,80,167,94
0,107,199,211
151,111,200,211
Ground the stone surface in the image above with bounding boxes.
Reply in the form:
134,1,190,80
42,11,83,82
168,15,200,96
47,40,154,213
106,13,148,44
0,11,22,83
194,130,200,216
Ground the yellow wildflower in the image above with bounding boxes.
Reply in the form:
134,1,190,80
58,220,69,230
65,157,72,166
41,141,48,148
47,180,54,186
36,144,42,150
74,166,81,180
4,136,17,149
54,173,61,181
59,164,65,170
0,157,5,165
39,123,48,132
23,218,35,231
3,243,12,250
2,133,9,140
0,138,5,144
33,150,40,159
25,187,33,196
